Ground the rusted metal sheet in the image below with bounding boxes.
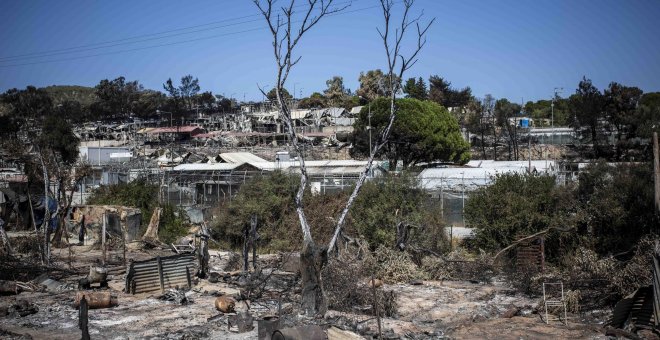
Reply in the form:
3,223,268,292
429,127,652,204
125,253,195,294
515,236,544,273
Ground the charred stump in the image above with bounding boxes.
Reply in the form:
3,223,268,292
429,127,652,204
300,243,327,316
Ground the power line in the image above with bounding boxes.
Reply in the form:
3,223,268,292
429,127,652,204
0,2,382,68
0,0,357,62
0,27,264,68
0,18,265,62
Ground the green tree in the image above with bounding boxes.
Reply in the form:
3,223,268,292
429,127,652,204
298,92,328,109
266,87,292,103
133,90,167,118
1,86,53,120
569,76,605,152
324,76,350,107
163,75,200,113
428,75,472,109
636,92,660,140
38,116,80,165
356,69,399,101
179,75,200,110
353,97,470,168
213,171,297,249
403,77,428,100
494,98,521,160
197,91,216,112
604,82,643,154
94,76,142,118
55,100,85,122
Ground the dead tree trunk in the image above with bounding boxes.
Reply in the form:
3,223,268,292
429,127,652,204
300,242,327,315
197,223,210,278
38,151,51,265
251,215,258,270
243,214,258,272
255,0,432,317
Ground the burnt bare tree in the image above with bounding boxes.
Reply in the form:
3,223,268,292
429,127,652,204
255,0,432,316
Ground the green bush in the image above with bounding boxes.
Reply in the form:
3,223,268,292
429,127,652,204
465,161,659,259
212,172,448,253
158,204,189,244
576,161,659,255
351,174,448,252
212,171,298,250
87,180,188,243
464,173,581,260
87,179,158,227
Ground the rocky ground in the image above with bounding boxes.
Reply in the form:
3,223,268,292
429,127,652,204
0,244,611,339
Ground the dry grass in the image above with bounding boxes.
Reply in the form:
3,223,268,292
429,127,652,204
322,248,398,317
366,246,428,284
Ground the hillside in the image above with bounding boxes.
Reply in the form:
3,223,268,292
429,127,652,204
42,85,97,107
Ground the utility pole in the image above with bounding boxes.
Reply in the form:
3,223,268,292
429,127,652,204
654,132,660,213
551,87,563,145
368,103,372,158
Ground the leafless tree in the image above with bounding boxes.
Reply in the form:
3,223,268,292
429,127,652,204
255,0,433,316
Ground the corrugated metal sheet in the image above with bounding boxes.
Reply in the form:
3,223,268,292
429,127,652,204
126,253,195,294
171,163,243,171
609,254,660,332
609,286,657,331
219,152,268,164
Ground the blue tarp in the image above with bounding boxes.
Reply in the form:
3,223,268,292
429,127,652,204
33,196,58,231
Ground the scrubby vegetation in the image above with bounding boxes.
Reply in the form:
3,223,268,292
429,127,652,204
464,160,660,305
466,160,658,259
211,171,449,254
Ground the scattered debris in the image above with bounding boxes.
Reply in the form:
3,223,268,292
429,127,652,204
272,325,327,340
326,326,365,340
4,299,38,317
501,305,520,318
258,316,282,340
158,288,192,305
0,280,22,295
34,274,74,293
228,310,254,333
78,265,108,289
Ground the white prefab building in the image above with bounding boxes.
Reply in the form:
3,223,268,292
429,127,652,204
79,146,133,165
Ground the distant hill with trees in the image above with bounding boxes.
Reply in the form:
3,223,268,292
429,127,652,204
43,85,98,107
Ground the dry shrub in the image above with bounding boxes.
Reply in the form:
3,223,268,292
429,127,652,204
421,248,495,283
564,289,581,314
224,252,242,271
608,236,655,298
367,246,428,284
544,235,658,309
11,235,42,259
322,248,398,317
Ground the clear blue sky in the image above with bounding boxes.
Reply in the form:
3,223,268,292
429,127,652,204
1,0,659,102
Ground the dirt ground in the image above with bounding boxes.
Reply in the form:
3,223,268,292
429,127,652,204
0,244,611,339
